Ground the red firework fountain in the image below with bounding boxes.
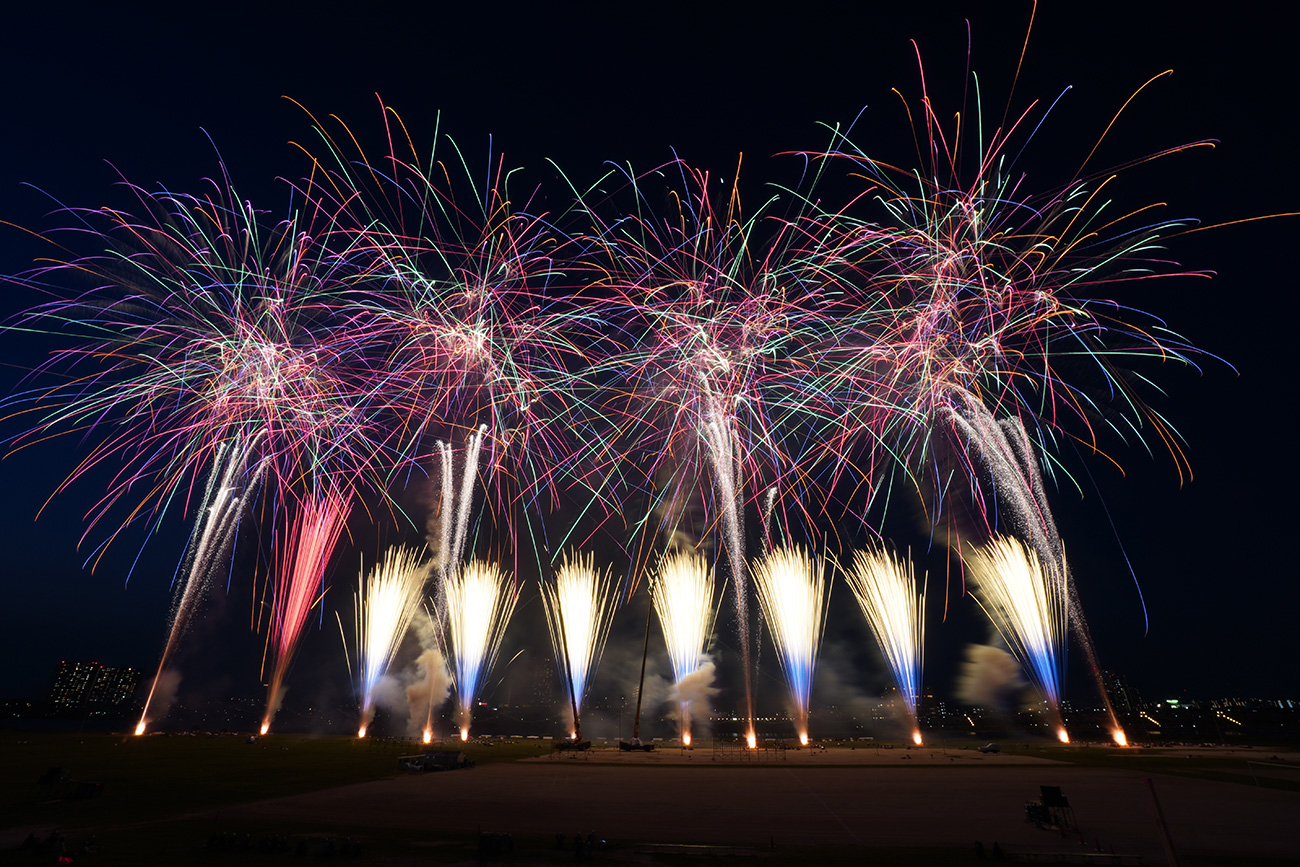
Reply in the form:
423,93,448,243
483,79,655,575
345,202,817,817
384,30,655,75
259,488,351,735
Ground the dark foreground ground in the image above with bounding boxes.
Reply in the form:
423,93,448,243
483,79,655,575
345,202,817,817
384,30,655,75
3,732,1297,865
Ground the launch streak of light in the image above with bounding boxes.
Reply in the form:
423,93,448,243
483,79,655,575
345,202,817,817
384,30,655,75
752,545,830,745
843,547,926,745
541,550,619,741
442,559,518,741
260,488,351,734
137,437,265,734
352,545,431,737
964,535,1069,742
650,549,718,746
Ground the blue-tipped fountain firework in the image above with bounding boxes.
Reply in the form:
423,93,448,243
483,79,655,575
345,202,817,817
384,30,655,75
441,559,519,740
844,547,926,744
650,549,719,745
965,535,1070,742
541,550,619,740
752,545,830,745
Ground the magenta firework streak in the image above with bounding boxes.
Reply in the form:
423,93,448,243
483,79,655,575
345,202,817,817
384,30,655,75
260,486,351,733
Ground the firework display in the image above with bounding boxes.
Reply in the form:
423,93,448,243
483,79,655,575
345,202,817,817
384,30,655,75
441,559,519,740
1,45,1214,741
964,536,1070,742
260,487,352,734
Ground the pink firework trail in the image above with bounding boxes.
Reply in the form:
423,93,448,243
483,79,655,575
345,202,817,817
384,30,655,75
260,487,351,734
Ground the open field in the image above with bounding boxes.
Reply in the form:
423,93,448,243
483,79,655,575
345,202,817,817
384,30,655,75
3,730,1297,865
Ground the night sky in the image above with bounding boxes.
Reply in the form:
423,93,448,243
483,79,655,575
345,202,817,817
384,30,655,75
1,2,1295,715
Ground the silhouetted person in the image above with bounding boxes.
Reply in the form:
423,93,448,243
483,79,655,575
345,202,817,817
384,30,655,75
975,840,986,858
992,840,1004,859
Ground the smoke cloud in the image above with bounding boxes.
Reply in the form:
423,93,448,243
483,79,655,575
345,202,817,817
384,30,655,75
142,668,182,726
956,643,1026,710
405,648,453,736
669,657,718,736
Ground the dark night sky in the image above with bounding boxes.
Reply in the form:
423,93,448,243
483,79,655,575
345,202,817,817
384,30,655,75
0,2,1295,712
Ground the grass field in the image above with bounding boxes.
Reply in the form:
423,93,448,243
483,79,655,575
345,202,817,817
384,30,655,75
4,730,1296,865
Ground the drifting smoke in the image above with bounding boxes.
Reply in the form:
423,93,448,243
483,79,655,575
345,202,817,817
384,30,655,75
264,683,288,729
810,642,909,739
669,657,718,734
956,643,1026,711
405,647,453,736
138,669,182,731
361,673,409,730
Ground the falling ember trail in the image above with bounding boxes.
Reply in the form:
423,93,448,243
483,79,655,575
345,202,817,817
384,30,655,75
946,394,1126,743
702,413,756,745
138,439,264,735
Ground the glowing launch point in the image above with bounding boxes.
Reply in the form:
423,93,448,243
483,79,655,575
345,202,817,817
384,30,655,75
460,728,469,742
798,732,808,746
423,730,432,744
357,726,367,738
259,723,269,736
912,731,923,746
1056,727,1070,744
1112,728,1128,747
134,722,146,736
746,731,757,750
682,732,691,747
